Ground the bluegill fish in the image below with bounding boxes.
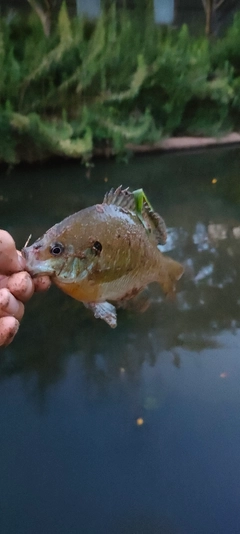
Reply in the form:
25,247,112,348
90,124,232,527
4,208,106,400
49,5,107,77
22,186,184,327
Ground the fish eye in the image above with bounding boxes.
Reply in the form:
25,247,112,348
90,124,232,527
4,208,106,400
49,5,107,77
93,241,102,255
50,242,64,256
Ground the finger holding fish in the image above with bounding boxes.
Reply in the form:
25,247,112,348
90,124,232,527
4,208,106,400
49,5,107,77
0,230,25,274
7,271,35,302
0,316,20,346
0,230,52,347
0,229,51,298
0,270,50,347
33,275,51,293
0,288,24,321
0,274,8,289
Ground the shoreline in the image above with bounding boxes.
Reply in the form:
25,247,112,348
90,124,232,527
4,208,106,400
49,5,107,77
2,133,240,167
92,132,240,158
126,132,240,153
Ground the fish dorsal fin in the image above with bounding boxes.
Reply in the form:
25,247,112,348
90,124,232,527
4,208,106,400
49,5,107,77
142,201,167,245
103,185,136,211
132,188,167,245
103,186,167,245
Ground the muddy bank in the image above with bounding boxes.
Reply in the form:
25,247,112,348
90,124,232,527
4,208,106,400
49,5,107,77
126,133,240,153
2,133,240,167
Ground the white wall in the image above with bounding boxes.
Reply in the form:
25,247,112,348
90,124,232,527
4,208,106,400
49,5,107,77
76,0,101,18
76,0,174,24
153,0,174,24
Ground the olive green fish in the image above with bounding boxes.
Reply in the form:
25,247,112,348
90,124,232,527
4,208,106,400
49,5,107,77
22,186,184,327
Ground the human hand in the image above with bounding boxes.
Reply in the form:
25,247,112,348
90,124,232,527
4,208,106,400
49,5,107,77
0,230,51,346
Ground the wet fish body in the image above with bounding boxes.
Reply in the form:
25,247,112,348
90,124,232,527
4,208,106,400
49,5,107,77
23,187,184,327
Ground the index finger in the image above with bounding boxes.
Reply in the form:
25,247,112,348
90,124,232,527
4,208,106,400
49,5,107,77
0,230,25,275
0,316,20,346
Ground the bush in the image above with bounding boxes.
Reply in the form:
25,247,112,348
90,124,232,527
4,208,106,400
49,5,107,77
0,3,240,163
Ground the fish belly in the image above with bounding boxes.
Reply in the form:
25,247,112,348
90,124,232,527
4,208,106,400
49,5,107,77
53,277,100,302
54,271,153,304
97,271,155,302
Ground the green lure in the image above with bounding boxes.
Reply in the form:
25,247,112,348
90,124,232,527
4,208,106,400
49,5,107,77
133,188,154,231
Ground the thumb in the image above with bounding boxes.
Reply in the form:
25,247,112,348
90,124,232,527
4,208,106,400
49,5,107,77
0,230,25,275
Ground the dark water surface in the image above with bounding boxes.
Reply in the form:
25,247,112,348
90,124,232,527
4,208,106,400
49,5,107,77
1,148,240,534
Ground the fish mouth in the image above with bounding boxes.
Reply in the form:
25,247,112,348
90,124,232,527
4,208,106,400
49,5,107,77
21,247,55,277
21,247,28,260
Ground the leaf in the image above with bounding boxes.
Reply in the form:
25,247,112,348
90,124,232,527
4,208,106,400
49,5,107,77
102,54,148,103
58,1,72,45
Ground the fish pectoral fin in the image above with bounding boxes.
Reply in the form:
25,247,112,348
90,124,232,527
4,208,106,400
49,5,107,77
84,302,117,328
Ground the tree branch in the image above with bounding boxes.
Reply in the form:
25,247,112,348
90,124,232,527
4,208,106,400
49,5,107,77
214,0,226,11
27,0,51,36
201,0,208,13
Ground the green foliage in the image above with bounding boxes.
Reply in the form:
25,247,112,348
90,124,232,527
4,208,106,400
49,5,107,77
0,111,17,163
211,12,240,73
1,5,240,163
58,2,72,45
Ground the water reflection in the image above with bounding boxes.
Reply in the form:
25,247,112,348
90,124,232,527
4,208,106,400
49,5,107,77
2,149,240,534
1,214,240,403
1,148,240,405
108,512,176,534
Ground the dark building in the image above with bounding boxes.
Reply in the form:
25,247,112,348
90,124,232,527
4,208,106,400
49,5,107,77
0,0,239,34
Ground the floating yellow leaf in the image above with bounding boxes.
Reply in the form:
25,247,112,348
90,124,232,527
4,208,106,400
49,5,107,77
136,418,144,426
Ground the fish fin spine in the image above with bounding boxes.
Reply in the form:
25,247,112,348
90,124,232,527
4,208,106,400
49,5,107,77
143,201,167,245
103,186,167,245
103,186,135,211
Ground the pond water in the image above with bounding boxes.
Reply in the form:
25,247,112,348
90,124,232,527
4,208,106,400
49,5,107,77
1,147,240,534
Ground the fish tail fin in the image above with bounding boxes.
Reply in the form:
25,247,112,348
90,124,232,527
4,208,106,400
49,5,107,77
158,255,184,298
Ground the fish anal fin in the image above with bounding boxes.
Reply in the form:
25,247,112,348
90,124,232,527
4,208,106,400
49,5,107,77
84,301,117,328
116,288,151,314
159,255,184,298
